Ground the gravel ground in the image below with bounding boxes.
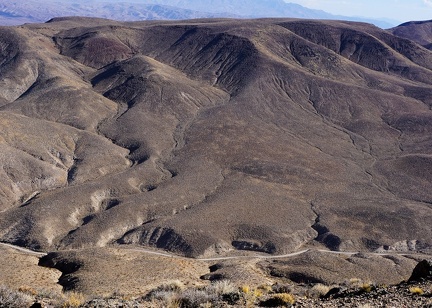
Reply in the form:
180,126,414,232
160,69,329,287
294,280,432,307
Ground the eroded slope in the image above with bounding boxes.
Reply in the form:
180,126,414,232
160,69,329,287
391,20,432,50
0,18,431,260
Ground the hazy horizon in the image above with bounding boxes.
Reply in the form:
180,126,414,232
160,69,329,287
77,0,432,24
1,0,430,28
286,0,432,24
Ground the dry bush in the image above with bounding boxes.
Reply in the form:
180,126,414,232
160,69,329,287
144,280,184,302
205,280,237,296
205,280,240,305
409,286,424,295
18,286,37,296
345,278,362,288
0,285,34,307
146,280,184,296
360,282,374,293
241,285,251,294
155,294,181,308
308,283,332,298
178,289,217,308
253,288,264,298
144,281,294,307
260,293,295,307
344,278,375,294
149,290,178,302
257,284,273,293
240,285,263,307
62,291,85,307
271,283,293,294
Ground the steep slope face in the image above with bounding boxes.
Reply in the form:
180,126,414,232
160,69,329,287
391,20,432,50
0,18,431,258
0,26,129,215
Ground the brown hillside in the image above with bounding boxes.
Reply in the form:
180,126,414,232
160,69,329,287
391,20,432,50
0,17,431,293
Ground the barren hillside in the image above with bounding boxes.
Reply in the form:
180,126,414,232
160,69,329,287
391,20,432,50
0,17,431,294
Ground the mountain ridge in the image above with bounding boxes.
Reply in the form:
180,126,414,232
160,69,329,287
390,19,432,49
0,0,395,28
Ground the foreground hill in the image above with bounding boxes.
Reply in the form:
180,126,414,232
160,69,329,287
0,17,431,293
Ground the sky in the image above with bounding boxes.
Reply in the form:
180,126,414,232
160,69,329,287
286,0,432,23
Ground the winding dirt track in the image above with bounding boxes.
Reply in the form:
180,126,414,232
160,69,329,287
2,242,425,262
0,242,46,257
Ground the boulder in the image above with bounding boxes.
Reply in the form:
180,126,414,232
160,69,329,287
408,259,432,281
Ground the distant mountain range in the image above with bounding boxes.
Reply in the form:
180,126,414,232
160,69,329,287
0,0,397,28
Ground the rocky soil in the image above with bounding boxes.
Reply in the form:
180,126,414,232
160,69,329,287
295,281,432,307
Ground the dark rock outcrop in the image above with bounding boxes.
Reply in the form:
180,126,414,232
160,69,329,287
409,259,432,281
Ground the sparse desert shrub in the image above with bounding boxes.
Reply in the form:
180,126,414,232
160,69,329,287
253,288,263,298
109,290,135,302
18,286,37,296
0,285,33,307
221,291,241,305
147,290,181,308
32,288,66,307
308,283,331,298
359,282,373,293
143,282,294,307
35,288,62,299
160,280,184,292
205,280,240,305
62,291,85,307
205,280,237,296
150,290,177,301
240,285,266,307
178,289,217,308
344,278,376,294
260,293,295,307
271,283,292,294
258,284,273,293
84,296,143,308
241,285,251,294
145,280,184,300
409,286,424,295
345,278,362,288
